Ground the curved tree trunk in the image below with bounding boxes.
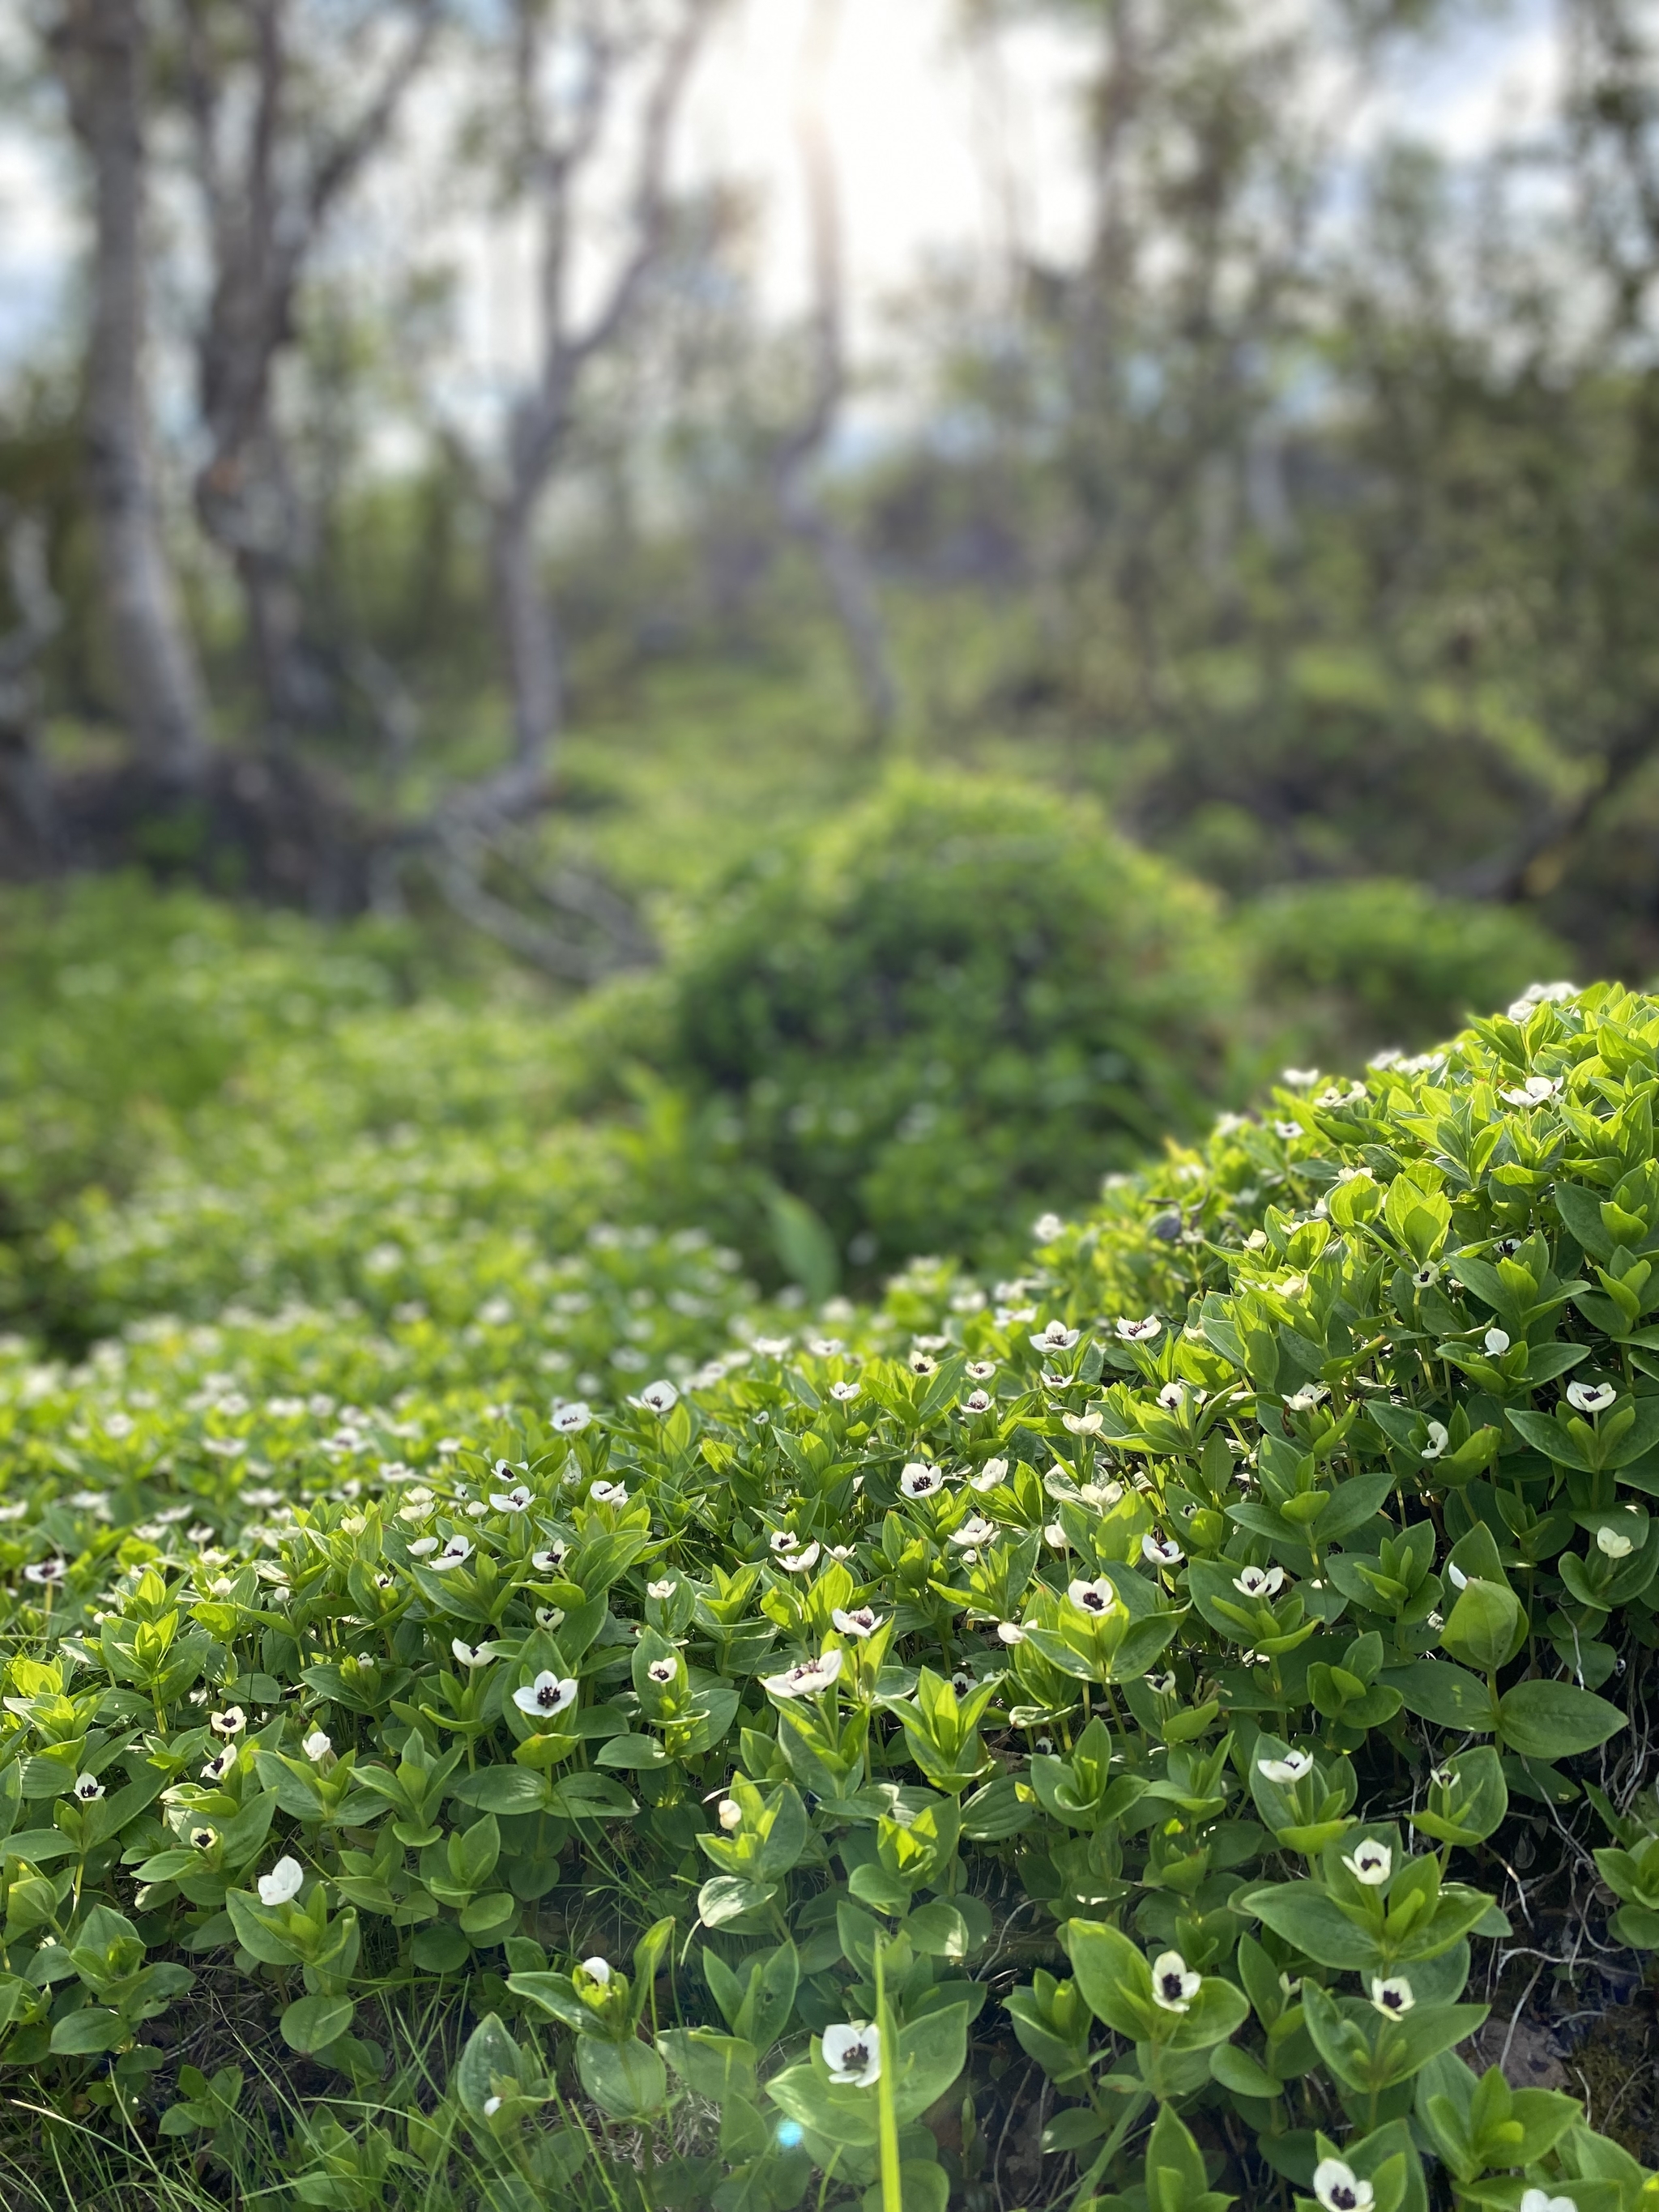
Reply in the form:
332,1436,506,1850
57,0,209,779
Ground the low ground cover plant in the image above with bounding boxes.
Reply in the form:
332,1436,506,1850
2,981,1659,2206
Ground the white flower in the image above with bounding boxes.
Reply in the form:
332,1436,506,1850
581,1957,611,1985
190,1826,216,1850
1447,1562,1468,1589
996,1621,1026,1644
1484,1328,1511,1355
483,2095,503,2118
210,1706,246,1738
552,1402,593,1434
1421,1421,1449,1460
900,1464,945,1499
647,1579,676,1600
821,2022,881,2086
830,1380,862,1402
490,1484,532,1513
1068,1575,1116,1617
1519,2192,1576,2212
770,1529,801,1553
257,1856,305,1907
753,1336,792,1358
200,1749,236,1784
72,1773,104,1803
514,1672,578,1718
717,1798,743,1831
1273,1120,1303,1140
1597,1524,1635,1558
1150,1950,1201,2013
970,1460,1008,1492
429,1535,472,1571
1142,1534,1183,1567
1343,1841,1392,1886
950,1516,995,1547
1116,1316,1161,1342
452,1639,495,1669
302,1730,332,1762
762,1650,843,1698
962,1389,993,1416
535,1606,565,1630
407,1536,440,1557
1412,1263,1439,1289
1501,1074,1563,1107
1031,1320,1081,1353
1314,2159,1375,2212
966,1361,998,1382
590,1481,629,1507
1033,1213,1067,1242
832,1606,884,1638
23,1558,66,1584
646,1658,677,1684
1284,1384,1328,1413
1567,1381,1617,1415
532,1543,568,1572
1282,1068,1320,1086
1371,1975,1414,2018
638,1380,679,1415
780,1541,821,1574
1233,1565,1286,1598
1257,1750,1314,1785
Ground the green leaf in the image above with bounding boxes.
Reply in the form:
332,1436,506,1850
1497,1679,1627,1760
448,1767,550,1815
1382,1661,1498,1733
659,2027,759,2104
49,2006,127,2056
1210,2042,1282,2100
577,2036,667,2121
594,1733,670,1770
455,2013,526,2119
280,1992,355,2055
1239,1882,1380,1969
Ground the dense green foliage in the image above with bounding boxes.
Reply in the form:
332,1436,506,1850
1240,880,1576,1070
582,773,1243,1276
5,970,1659,2210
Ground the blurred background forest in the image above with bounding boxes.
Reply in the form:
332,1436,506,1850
2,0,1658,1315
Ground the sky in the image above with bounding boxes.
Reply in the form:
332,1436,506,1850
0,0,1560,394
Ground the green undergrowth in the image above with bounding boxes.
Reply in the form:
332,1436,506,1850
5,983,1659,2206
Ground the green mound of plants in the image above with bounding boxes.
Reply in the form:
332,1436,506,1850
5,982,1659,2210
1241,880,1577,1069
582,768,1244,1277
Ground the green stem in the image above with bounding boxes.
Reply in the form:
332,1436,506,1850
873,1933,903,2212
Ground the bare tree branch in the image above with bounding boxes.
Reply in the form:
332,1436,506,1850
472,0,716,820
771,0,898,747
182,0,442,735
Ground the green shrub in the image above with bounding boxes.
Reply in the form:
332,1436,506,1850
2,981,1659,2209
598,767,1243,1276
1242,876,1577,1067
